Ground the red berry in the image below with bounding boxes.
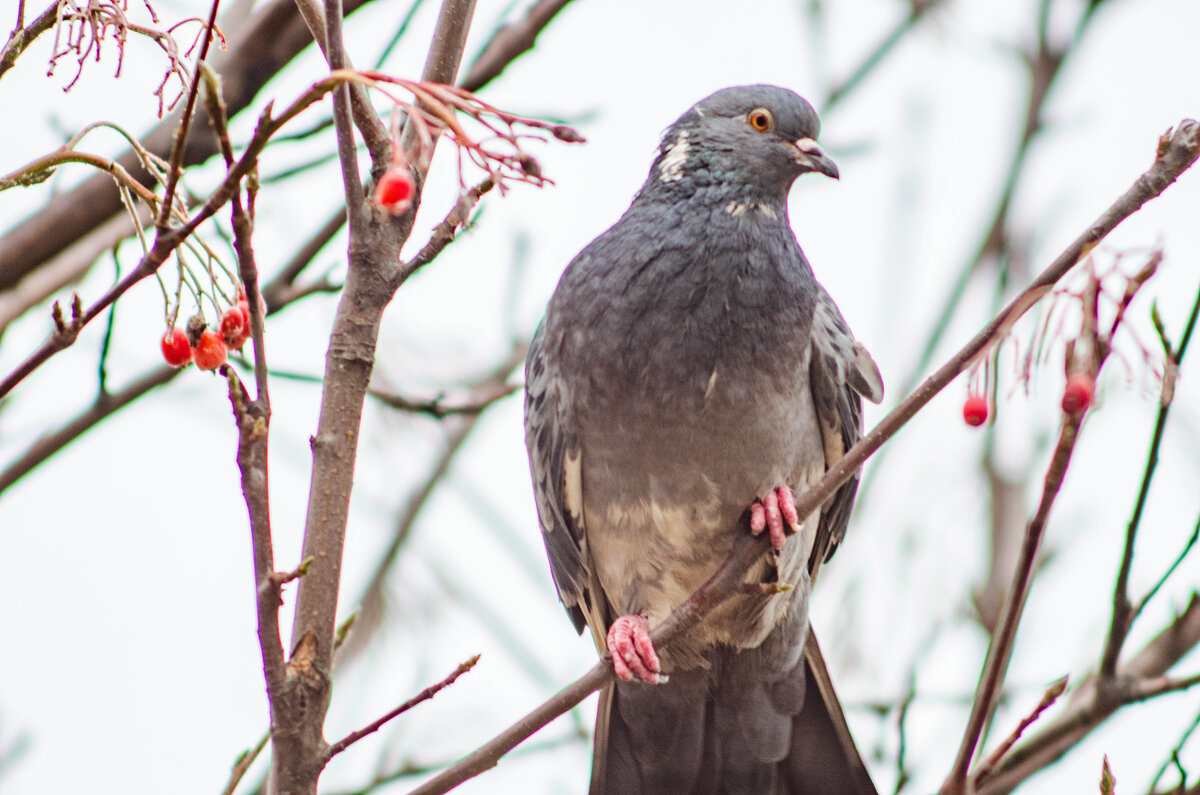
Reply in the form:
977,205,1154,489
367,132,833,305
160,327,192,367
219,306,250,349
192,329,228,371
219,306,245,337
374,167,415,213
1062,372,1094,415
963,395,989,427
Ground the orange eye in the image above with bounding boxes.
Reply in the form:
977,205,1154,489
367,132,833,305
747,108,773,132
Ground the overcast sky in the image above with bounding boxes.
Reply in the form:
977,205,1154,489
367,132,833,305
1,0,1199,793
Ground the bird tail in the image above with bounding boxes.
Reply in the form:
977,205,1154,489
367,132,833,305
590,629,876,795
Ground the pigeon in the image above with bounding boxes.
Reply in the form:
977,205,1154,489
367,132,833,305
524,84,884,794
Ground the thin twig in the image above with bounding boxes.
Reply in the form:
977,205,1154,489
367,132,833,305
323,0,365,231
942,411,1086,795
221,732,270,795
260,207,346,308
459,0,573,91
824,0,943,111
0,364,179,494
975,595,1200,793
0,1,57,79
1148,710,1200,793
326,655,480,759
156,0,222,230
369,381,518,417
1135,515,1200,621
394,176,492,284
971,677,1068,787
0,148,159,202
1102,280,1200,675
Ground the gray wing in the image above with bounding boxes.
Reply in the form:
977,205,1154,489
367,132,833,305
524,321,592,634
807,286,884,568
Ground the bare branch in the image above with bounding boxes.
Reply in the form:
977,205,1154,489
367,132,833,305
1135,515,1200,621
155,0,222,230
971,677,1068,788
943,412,1086,795
0,365,180,494
976,595,1200,794
322,0,366,231
943,253,1163,794
0,2,58,80
325,654,480,760
225,361,287,715
395,176,492,285
1102,279,1200,675
368,380,518,418
276,1,481,789
338,339,528,665
260,207,346,309
824,0,944,111
221,732,269,795
459,0,573,91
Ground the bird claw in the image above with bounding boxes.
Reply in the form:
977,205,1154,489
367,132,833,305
607,614,664,684
749,485,801,550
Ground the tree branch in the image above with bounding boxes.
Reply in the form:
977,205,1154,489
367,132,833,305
943,414,1085,795
971,677,1069,789
0,365,180,494
1101,279,1200,677
0,1,57,80
458,0,573,91
975,594,1200,794
276,1,480,790
325,655,480,760
155,0,222,230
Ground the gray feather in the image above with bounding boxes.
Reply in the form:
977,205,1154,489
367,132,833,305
523,84,882,794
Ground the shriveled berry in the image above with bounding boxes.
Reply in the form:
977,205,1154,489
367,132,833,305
219,306,249,349
192,329,228,371
374,167,415,214
963,395,989,427
160,327,192,367
1062,372,1094,415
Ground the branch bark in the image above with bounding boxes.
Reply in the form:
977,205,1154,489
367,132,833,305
458,0,573,91
272,1,479,791
975,595,1200,794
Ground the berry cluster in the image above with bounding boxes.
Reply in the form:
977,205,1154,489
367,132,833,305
160,287,258,371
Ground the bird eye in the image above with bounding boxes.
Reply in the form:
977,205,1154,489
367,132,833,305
747,108,774,132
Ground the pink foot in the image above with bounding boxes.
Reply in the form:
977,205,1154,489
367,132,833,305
749,485,801,550
606,614,664,684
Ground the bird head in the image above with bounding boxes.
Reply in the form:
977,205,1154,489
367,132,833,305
644,85,837,204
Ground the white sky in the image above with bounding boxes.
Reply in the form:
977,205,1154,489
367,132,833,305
1,0,1199,793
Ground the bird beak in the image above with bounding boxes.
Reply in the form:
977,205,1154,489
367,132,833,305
794,138,839,180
